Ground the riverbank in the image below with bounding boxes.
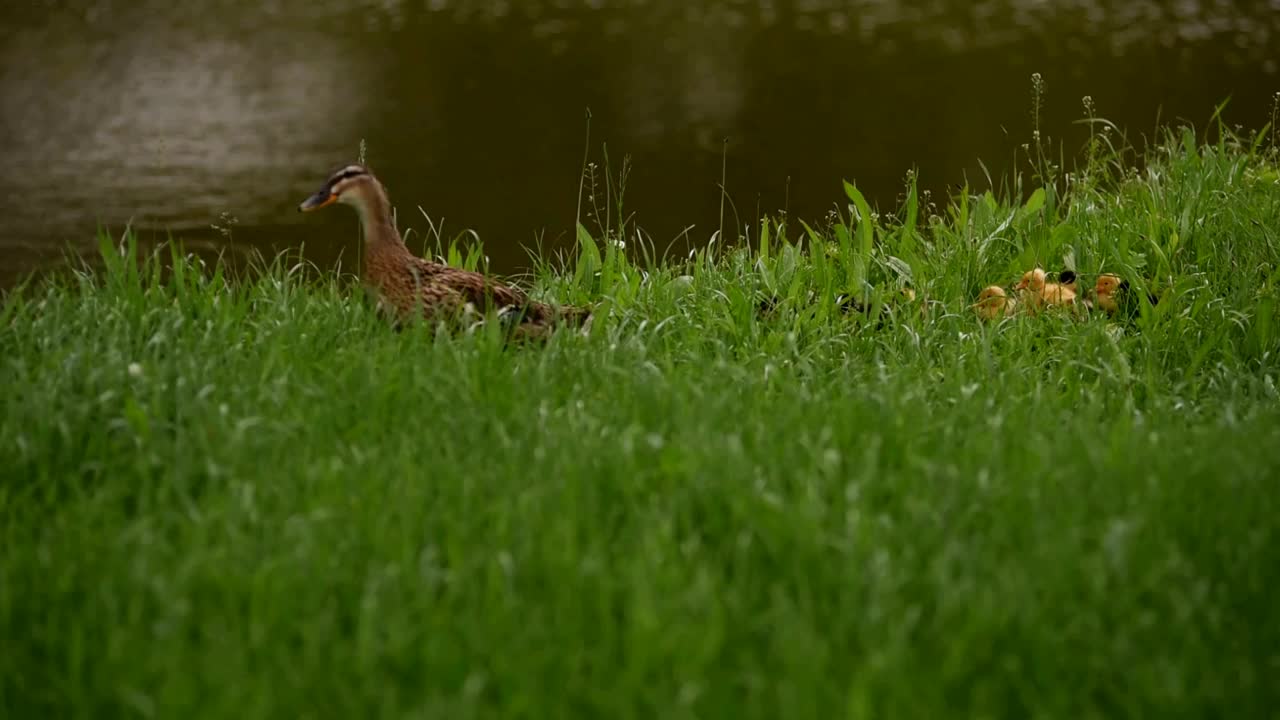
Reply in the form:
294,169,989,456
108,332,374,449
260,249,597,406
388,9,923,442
2,123,1279,717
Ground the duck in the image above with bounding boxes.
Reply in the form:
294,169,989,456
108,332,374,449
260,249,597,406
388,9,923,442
972,285,1018,320
1014,267,1077,313
298,164,592,338
1094,273,1157,319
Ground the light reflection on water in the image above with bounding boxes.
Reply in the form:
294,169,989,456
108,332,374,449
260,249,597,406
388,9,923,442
0,0,1277,286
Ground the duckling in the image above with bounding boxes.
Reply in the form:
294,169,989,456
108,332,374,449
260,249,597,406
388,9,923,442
299,164,591,337
972,285,1018,320
899,286,939,321
1057,270,1093,312
1094,273,1157,319
1013,267,1043,306
1014,267,1077,313
1057,269,1077,293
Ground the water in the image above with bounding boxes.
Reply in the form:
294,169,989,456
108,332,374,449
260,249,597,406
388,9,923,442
2,0,1277,288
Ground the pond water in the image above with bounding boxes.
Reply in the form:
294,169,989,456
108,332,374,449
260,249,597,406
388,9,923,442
1,0,1277,288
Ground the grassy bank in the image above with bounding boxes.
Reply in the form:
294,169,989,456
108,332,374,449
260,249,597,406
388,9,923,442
3,117,1280,718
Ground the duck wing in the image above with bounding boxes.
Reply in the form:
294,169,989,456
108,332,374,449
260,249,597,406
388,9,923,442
420,258,591,327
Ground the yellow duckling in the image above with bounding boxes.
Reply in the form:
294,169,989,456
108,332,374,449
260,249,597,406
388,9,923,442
973,285,1018,320
1057,270,1093,312
1015,267,1077,313
1094,273,1157,319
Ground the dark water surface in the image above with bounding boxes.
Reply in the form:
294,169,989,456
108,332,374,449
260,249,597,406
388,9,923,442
1,0,1277,288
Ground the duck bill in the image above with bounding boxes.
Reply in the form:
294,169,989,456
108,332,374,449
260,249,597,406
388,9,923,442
298,190,338,212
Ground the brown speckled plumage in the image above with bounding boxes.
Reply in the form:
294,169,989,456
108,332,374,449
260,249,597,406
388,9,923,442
299,164,592,337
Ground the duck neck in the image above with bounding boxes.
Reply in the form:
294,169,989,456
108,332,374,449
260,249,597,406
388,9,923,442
354,185,406,256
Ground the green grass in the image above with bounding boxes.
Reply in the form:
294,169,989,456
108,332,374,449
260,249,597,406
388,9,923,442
3,112,1280,719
